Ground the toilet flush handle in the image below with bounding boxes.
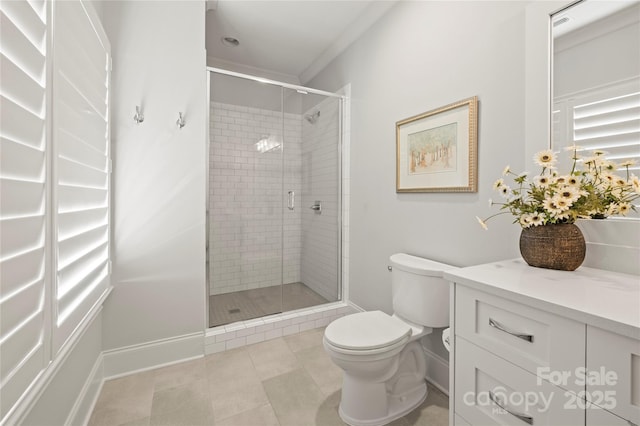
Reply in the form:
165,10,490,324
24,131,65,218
388,266,392,271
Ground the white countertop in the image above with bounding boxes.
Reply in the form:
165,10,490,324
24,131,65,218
444,259,640,339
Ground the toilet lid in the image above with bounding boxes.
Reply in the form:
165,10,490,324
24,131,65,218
324,311,412,351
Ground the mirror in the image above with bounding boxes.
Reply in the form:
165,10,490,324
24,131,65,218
551,0,640,217
551,0,639,167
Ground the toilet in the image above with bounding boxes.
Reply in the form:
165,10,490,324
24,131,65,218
323,253,456,426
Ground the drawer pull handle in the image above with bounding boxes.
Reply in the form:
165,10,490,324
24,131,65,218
489,318,534,343
489,391,534,425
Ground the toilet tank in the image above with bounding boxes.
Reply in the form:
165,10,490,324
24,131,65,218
389,253,457,328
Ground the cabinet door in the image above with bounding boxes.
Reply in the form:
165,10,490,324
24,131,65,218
454,413,472,425
455,337,584,425
456,286,585,395
587,325,640,425
587,401,637,426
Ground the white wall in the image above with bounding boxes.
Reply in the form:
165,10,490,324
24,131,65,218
308,1,526,316
554,3,640,98
101,1,206,350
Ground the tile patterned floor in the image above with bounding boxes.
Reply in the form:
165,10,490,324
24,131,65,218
209,283,330,327
89,328,449,426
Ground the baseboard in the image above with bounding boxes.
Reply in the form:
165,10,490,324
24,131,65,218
423,347,449,396
347,300,365,312
103,332,205,379
68,353,105,426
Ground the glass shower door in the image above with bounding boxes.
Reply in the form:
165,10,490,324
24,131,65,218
281,88,342,311
208,73,284,327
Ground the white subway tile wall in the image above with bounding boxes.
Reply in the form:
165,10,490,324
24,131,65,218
209,99,342,300
301,97,341,301
209,102,302,295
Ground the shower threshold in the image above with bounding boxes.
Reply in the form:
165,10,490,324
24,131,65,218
205,300,354,355
208,282,329,328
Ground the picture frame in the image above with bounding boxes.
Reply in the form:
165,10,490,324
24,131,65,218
396,96,478,193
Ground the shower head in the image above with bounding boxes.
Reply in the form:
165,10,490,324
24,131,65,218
304,110,320,124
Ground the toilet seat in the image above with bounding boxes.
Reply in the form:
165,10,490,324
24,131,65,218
324,311,412,354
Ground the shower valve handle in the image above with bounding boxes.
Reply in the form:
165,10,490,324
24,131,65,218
288,191,295,210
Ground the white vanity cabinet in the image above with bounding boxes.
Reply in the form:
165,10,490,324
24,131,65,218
444,259,640,426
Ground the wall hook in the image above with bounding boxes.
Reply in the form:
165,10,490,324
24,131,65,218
176,112,185,129
133,106,144,124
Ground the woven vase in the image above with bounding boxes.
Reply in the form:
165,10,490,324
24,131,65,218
519,223,586,271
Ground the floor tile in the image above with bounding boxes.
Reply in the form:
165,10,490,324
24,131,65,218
313,390,346,426
205,346,254,383
263,368,328,426
150,379,211,418
90,325,449,426
402,385,450,426
295,345,343,396
89,371,155,426
210,283,328,327
215,404,280,426
284,327,324,353
246,337,301,380
153,358,206,392
209,368,270,421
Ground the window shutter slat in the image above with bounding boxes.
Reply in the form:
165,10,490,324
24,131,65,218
0,179,45,218
0,12,45,83
0,137,46,182
52,0,110,355
0,96,46,148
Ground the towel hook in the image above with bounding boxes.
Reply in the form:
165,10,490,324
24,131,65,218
133,106,144,124
176,112,185,129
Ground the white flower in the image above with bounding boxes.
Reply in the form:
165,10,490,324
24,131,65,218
620,159,636,168
502,165,511,176
493,178,505,190
618,202,632,216
476,216,488,230
534,175,551,188
630,175,640,193
566,175,580,186
557,185,581,204
530,213,544,226
554,211,571,221
519,214,532,228
534,150,557,168
551,194,571,211
499,185,511,198
564,144,583,152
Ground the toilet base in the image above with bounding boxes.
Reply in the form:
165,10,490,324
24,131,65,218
338,380,428,426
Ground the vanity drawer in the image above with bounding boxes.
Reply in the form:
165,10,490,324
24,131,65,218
586,325,640,425
456,285,585,394
586,401,638,426
455,337,584,426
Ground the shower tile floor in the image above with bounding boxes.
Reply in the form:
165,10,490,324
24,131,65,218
209,282,329,327
89,327,450,426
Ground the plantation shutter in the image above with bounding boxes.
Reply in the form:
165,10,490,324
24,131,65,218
0,0,49,420
573,90,640,166
555,80,640,171
52,0,111,353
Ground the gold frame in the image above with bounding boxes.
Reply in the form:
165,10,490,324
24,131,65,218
396,96,478,193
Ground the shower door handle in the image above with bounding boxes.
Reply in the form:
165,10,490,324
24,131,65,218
287,191,295,210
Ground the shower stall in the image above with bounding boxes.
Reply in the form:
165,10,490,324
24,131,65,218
207,69,343,328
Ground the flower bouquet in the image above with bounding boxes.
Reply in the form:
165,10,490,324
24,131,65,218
477,147,639,230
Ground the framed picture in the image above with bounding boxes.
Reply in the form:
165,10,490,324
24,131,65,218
396,96,478,192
